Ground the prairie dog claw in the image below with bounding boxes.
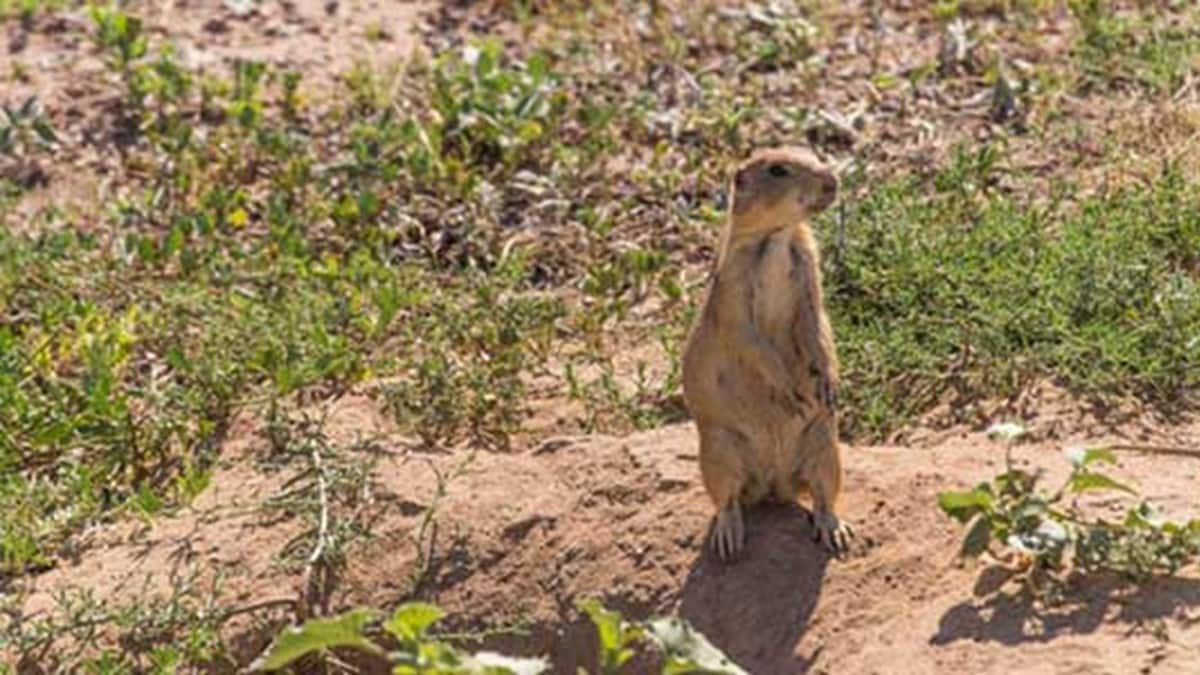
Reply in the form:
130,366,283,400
711,502,745,561
812,511,854,555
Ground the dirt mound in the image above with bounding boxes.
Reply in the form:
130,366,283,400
17,404,1200,674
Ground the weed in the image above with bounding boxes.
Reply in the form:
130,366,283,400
939,440,1200,592
260,409,381,616
250,599,746,674
1070,1,1200,94
407,451,476,595
0,565,293,671
89,4,149,107
0,97,57,156
565,351,686,434
827,146,1200,438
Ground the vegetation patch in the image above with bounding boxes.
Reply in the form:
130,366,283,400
939,424,1200,597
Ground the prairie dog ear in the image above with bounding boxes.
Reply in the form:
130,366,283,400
809,169,839,213
731,165,756,212
734,166,752,191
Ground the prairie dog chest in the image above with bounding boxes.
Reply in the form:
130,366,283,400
745,231,809,337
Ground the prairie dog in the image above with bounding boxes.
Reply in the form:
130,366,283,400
682,146,852,560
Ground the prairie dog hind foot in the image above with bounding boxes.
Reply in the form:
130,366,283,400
710,501,745,561
811,509,854,556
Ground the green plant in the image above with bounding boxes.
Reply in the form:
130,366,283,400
393,38,566,189
827,149,1200,438
250,600,746,674
405,451,476,594
0,97,58,156
938,442,1200,588
1069,0,1200,94
260,410,381,614
564,353,685,434
90,3,148,109
0,0,52,22
250,603,547,673
0,566,292,671
577,599,746,675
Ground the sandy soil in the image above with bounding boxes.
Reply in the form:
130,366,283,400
17,394,1200,673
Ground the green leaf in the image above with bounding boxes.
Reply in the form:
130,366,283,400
960,513,992,558
577,598,639,671
32,118,57,145
384,602,446,641
1124,502,1167,529
1068,471,1137,496
474,39,502,77
577,598,618,651
937,485,993,523
516,119,544,143
872,72,901,89
645,616,748,675
250,608,381,671
995,468,1040,496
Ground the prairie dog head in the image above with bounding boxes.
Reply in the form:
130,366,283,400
730,146,838,230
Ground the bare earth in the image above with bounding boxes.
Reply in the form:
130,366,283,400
20,391,1200,673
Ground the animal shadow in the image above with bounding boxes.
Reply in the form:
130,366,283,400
933,566,1200,646
679,502,831,674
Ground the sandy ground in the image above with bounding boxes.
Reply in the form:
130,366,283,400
17,393,1200,673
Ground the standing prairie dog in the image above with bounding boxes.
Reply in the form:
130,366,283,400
682,146,853,560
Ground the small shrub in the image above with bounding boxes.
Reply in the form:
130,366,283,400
939,440,1200,588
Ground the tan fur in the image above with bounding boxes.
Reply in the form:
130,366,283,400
682,146,852,559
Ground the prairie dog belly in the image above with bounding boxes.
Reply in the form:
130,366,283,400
718,235,812,466
743,234,820,470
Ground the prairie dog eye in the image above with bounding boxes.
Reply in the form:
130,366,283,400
767,163,789,178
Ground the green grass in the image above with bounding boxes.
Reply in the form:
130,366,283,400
1070,0,1200,95
0,0,72,21
826,146,1200,435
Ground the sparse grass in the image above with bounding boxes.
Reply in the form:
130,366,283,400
0,564,293,672
1070,0,1200,95
0,0,72,22
2,0,1200,668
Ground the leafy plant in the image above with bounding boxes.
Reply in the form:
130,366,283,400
0,97,58,156
579,599,747,675
251,599,745,674
89,3,148,74
250,602,547,674
426,39,565,175
939,444,1200,586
